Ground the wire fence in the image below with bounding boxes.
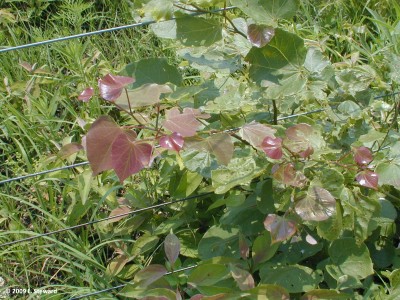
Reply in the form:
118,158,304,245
1,4,400,299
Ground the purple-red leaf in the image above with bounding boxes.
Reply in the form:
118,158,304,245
98,74,135,101
354,146,373,166
78,87,94,102
239,233,249,260
239,121,276,148
164,233,180,265
356,170,378,189
86,116,125,175
159,132,184,152
133,264,168,287
111,134,153,182
247,24,275,48
261,136,283,159
58,142,84,159
185,133,233,165
272,163,306,187
163,108,210,137
295,186,336,221
284,123,316,158
108,206,132,223
264,214,297,244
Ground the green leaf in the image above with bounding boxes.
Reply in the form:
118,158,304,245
328,238,374,280
198,225,240,260
304,48,330,74
300,290,350,300
170,170,203,198
259,264,323,293
252,231,279,265
124,58,182,88
317,202,343,241
246,28,306,85
337,100,362,119
246,284,290,299
231,0,299,27
133,264,168,287
164,233,180,265
77,169,92,205
130,234,160,258
182,149,219,178
229,264,255,291
188,264,229,287
255,179,275,214
176,16,222,47
376,162,400,189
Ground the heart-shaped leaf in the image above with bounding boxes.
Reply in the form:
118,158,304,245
163,108,210,137
78,87,94,102
295,186,336,221
353,146,373,166
272,163,306,187
98,74,135,101
356,170,378,189
284,123,316,158
247,24,275,48
264,214,297,244
164,233,180,265
261,136,283,159
239,121,276,148
159,132,184,152
111,134,153,182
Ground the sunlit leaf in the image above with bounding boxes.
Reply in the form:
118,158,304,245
164,233,180,265
229,264,255,291
163,108,210,137
188,264,229,287
185,133,233,165
264,214,297,243
284,123,319,158
353,146,373,166
86,116,125,175
295,186,336,221
272,163,306,187
305,234,318,245
261,136,283,159
160,132,184,152
375,162,400,189
133,264,168,287
247,24,275,48
98,74,135,101
115,84,172,109
77,87,94,102
111,134,153,182
239,121,276,148
356,170,378,189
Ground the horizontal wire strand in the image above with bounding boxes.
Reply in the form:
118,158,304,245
69,265,197,300
0,7,237,54
0,192,213,248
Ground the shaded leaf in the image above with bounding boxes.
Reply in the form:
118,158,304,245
164,233,180,265
115,84,172,109
229,264,255,291
353,146,373,166
185,133,233,165
106,255,129,276
252,231,279,264
163,108,210,137
108,206,132,223
98,74,135,101
264,214,297,243
111,134,153,182
198,225,240,259
86,116,125,175
58,142,83,159
176,16,222,47
238,121,276,148
301,290,349,300
133,265,168,287
356,170,378,189
261,136,283,159
160,132,184,152
239,233,249,260
247,24,275,48
272,163,306,187
295,186,336,221
78,87,94,102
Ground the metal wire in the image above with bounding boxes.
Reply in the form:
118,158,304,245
0,161,89,186
0,192,212,248
0,6,237,54
69,265,197,300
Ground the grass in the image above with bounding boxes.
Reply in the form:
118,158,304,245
0,0,399,298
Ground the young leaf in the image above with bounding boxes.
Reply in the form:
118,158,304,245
98,74,135,101
264,214,297,244
77,87,94,102
111,134,153,182
133,264,168,287
164,233,180,265
163,108,210,137
261,136,283,159
229,264,255,291
353,146,373,166
284,123,316,158
108,205,132,223
185,133,233,165
86,116,125,175
247,24,275,48
239,121,276,148
295,186,336,221
356,170,378,190
160,132,184,152
272,163,306,187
